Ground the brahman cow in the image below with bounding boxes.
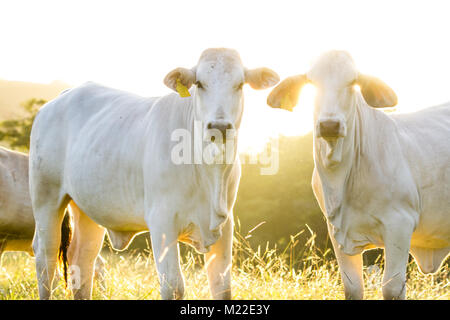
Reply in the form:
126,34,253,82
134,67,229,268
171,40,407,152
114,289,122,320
267,50,449,300
0,146,105,283
29,48,279,300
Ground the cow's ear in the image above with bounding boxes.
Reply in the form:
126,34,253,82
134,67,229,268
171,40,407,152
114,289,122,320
357,73,397,108
164,67,196,92
266,74,308,111
245,67,280,90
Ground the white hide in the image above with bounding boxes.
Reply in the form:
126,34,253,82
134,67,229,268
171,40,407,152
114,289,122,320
0,147,34,254
268,50,449,300
29,48,279,300
0,147,104,281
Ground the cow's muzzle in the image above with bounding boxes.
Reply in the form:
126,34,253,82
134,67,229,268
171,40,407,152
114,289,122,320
317,120,346,139
206,121,234,143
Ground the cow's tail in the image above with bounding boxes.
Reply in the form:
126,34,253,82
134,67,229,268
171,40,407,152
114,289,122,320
58,209,73,287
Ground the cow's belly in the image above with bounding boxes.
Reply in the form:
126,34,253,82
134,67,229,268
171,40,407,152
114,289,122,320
64,123,148,231
0,227,33,255
411,183,450,248
64,165,147,232
0,208,35,239
0,225,34,241
0,187,35,235
411,209,450,248
3,239,33,253
342,206,450,251
69,200,147,232
66,179,147,231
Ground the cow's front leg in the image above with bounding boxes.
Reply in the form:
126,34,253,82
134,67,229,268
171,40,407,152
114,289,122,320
148,217,184,300
382,216,414,300
205,216,233,300
327,222,364,300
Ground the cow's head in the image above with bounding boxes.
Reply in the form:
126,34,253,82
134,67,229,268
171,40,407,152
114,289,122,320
164,48,279,144
267,51,397,160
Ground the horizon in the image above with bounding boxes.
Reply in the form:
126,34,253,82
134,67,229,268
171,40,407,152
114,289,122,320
1,1,450,151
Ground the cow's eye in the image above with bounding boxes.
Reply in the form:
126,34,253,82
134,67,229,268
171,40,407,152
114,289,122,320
195,81,204,89
236,82,244,90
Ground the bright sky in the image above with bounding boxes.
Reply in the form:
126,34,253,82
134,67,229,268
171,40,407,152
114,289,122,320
1,0,450,152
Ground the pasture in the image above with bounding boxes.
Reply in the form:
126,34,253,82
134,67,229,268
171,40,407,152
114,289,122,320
0,96,448,300
1,2,449,302
0,230,448,300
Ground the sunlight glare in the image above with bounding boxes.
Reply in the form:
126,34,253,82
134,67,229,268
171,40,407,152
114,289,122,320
1,0,450,151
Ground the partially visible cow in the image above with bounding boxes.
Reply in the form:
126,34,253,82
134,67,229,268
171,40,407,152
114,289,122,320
267,50,450,300
29,48,279,300
0,146,105,283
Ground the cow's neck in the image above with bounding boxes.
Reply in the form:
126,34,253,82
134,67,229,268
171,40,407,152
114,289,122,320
313,94,382,247
188,94,239,216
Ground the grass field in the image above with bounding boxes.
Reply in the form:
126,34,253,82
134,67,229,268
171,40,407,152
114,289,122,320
0,230,448,300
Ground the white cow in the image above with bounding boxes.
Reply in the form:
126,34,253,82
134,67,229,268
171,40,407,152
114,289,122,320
0,146,105,282
267,50,450,300
29,48,279,300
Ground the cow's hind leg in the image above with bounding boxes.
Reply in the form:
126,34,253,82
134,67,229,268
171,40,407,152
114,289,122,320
32,192,71,300
205,217,233,300
67,201,105,300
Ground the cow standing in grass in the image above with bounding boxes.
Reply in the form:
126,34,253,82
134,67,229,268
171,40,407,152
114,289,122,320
0,146,105,282
267,50,450,299
29,48,279,300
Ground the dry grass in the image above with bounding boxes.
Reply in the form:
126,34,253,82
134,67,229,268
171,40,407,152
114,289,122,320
0,229,448,300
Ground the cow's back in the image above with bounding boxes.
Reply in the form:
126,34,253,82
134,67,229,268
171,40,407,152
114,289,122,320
30,82,165,230
392,103,450,159
33,82,158,144
30,82,158,183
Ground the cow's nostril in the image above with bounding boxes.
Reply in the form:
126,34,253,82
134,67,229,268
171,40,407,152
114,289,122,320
207,121,234,142
319,120,341,138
